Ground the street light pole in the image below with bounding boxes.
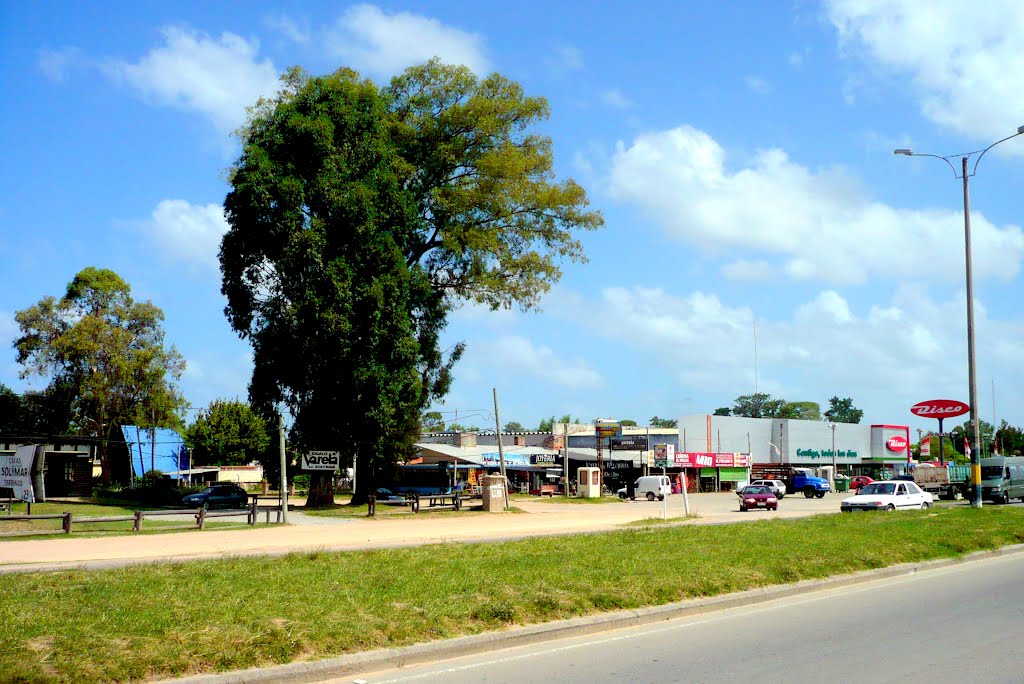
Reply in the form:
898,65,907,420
894,125,1024,510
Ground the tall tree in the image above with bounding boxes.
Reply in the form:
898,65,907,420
0,382,74,436
995,420,1024,455
503,421,525,432
537,416,556,432
186,399,272,467
776,401,821,421
649,416,678,428
14,268,185,482
823,396,863,424
713,407,731,416
222,62,602,505
730,393,786,418
421,411,446,433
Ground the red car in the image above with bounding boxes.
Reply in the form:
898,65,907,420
851,476,875,492
737,485,778,512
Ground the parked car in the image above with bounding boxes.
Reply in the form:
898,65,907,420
840,481,933,512
850,475,874,492
750,479,787,498
737,485,778,512
182,483,249,509
617,475,671,501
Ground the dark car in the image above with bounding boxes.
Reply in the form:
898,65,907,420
182,483,249,509
737,485,778,512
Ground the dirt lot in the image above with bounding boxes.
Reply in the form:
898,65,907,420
0,491,845,572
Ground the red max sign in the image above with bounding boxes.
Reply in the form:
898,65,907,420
910,399,970,419
886,436,908,451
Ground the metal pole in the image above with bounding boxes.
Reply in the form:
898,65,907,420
563,422,569,498
278,415,288,524
962,156,982,509
492,388,508,508
831,423,837,479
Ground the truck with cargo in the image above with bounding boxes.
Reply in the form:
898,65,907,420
896,463,970,500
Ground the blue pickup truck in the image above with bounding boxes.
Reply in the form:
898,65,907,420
787,467,831,498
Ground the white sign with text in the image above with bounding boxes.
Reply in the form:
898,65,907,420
0,445,36,503
301,451,340,471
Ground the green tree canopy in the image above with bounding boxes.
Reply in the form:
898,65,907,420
222,63,601,505
777,401,821,421
0,382,74,436
823,396,863,424
713,407,731,416
421,411,446,433
995,420,1024,455
619,419,637,426
186,399,272,467
649,416,678,428
503,421,525,432
730,394,786,419
14,267,185,482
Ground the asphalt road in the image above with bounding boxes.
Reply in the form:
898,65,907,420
343,551,1024,684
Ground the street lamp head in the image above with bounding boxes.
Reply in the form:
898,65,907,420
893,148,913,156
1017,125,1024,135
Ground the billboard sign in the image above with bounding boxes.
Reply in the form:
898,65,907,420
0,445,36,503
920,438,931,458
301,451,340,471
910,399,970,419
653,443,674,467
595,419,620,437
610,437,648,450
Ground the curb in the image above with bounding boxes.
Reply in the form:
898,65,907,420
168,543,1024,684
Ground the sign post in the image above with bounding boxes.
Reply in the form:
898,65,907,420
910,399,971,498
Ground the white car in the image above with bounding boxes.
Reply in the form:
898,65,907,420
841,480,934,512
750,479,787,498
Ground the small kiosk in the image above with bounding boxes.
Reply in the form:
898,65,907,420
577,467,601,498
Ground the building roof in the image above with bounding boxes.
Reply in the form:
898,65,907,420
120,425,189,477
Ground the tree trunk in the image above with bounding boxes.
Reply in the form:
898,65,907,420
305,471,334,507
349,454,378,506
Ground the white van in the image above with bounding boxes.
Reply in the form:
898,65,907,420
617,475,671,501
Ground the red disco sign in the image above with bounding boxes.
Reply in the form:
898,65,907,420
910,399,970,419
886,436,908,451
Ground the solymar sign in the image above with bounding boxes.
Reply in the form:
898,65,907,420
301,451,340,471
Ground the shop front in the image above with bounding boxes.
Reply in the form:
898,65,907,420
670,452,751,492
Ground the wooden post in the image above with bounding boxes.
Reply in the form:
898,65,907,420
133,510,143,532
62,512,72,534
197,507,206,530
368,495,376,517
249,501,256,526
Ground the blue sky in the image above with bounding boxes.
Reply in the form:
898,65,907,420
2,1,1023,435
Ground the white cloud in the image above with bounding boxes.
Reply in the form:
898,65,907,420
147,199,229,270
107,26,280,134
38,47,82,83
722,259,774,282
553,45,584,71
608,125,1024,284
601,88,633,109
484,335,603,390
788,51,805,68
746,76,771,94
265,15,311,44
326,4,489,76
827,0,1024,144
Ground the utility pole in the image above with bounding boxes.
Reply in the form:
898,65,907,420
563,422,569,498
492,388,508,508
150,409,156,474
278,415,288,524
830,423,837,483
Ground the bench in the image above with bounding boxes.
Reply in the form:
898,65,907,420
422,493,461,511
368,494,419,516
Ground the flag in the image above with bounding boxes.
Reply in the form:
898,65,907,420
965,437,972,459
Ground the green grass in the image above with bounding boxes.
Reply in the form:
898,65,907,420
3,506,1024,683
0,501,257,540
622,515,699,526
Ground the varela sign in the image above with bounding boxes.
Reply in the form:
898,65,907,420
301,451,340,471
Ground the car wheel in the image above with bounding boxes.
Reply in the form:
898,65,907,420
657,495,664,501
816,491,826,499
803,487,815,498
618,492,626,500
646,492,656,501
922,501,931,510
739,505,746,512
630,496,636,501
886,504,895,511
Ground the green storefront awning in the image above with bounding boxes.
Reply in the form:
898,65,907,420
719,467,747,481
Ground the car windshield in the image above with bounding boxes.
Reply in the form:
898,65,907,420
981,466,1004,479
860,482,896,495
744,486,769,495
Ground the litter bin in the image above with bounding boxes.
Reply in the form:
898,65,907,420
834,476,850,493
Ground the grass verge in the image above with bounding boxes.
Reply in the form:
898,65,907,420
3,506,1024,683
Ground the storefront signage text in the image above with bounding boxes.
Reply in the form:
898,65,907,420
886,436,908,451
910,399,969,418
610,437,647,450
672,452,750,468
0,445,36,502
795,448,859,460
481,453,530,467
